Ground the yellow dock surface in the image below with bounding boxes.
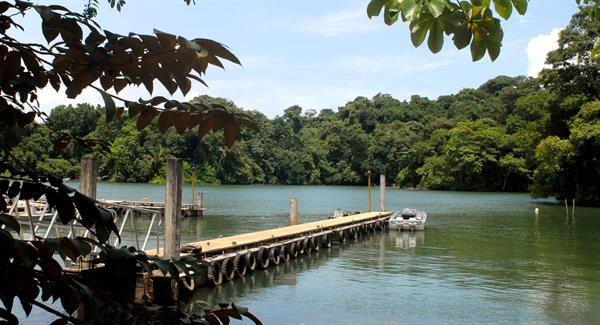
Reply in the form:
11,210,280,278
145,211,390,256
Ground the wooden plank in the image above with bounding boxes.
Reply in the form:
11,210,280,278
144,211,390,256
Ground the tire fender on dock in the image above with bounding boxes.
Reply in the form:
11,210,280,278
269,246,281,265
207,262,223,286
257,247,270,269
321,234,331,248
245,252,257,272
289,242,299,258
296,239,305,255
313,236,321,252
233,254,247,276
221,257,236,281
281,243,291,261
302,237,312,254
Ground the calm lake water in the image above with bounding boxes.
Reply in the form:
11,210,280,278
24,183,600,324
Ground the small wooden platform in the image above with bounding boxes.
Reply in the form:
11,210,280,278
145,211,390,256
100,199,205,217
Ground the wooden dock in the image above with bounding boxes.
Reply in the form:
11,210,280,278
99,199,206,217
145,211,390,256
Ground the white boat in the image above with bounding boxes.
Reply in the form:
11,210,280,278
388,208,427,231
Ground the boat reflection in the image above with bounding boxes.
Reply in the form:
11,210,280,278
389,230,425,249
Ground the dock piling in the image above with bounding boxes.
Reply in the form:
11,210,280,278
379,174,386,212
290,197,298,225
80,157,98,199
368,170,372,212
164,158,183,259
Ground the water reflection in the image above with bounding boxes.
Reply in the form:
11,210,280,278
388,230,425,249
184,248,335,311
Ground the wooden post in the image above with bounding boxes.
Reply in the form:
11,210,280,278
164,158,182,259
80,157,97,199
191,168,196,206
379,174,386,212
197,192,204,217
367,171,372,212
564,199,569,217
290,197,298,225
572,198,575,217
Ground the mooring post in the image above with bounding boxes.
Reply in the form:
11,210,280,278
164,158,182,259
572,198,575,218
290,197,298,225
564,199,569,217
367,170,372,212
379,174,386,212
80,157,97,199
77,156,97,321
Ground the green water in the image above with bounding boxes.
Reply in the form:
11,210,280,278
27,183,600,324
91,183,600,324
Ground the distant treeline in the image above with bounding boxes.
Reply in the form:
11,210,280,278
3,9,599,205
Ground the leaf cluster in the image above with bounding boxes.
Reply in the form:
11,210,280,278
367,0,527,61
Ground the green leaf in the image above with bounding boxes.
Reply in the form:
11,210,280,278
401,0,422,21
410,15,434,47
493,0,512,19
470,33,487,61
367,0,389,18
426,0,447,18
427,19,444,53
0,213,20,234
452,23,472,49
98,90,116,123
510,0,527,15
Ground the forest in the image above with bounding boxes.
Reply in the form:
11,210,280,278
4,7,600,206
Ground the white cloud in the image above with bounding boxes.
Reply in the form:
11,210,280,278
300,8,383,37
526,28,561,77
336,54,455,76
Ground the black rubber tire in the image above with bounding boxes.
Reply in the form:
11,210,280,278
234,254,247,276
281,244,291,261
313,236,321,252
208,262,223,286
289,242,299,258
245,252,257,272
296,239,305,254
337,230,346,243
269,246,281,265
321,234,331,248
302,237,312,255
257,247,270,269
181,275,195,292
221,258,236,281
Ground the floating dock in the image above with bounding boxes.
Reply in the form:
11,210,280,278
143,211,391,295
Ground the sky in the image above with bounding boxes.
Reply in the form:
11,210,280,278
19,0,579,117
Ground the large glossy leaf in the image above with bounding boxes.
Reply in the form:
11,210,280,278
367,0,388,18
493,0,513,19
427,19,444,53
470,33,487,61
427,0,448,18
410,15,434,47
0,213,20,234
510,0,527,15
401,0,422,21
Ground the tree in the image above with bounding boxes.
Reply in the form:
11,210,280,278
1,1,259,323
